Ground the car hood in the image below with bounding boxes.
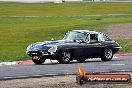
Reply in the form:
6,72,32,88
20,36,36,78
27,40,69,51
34,40,66,47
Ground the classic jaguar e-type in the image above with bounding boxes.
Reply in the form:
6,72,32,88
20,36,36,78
26,30,122,64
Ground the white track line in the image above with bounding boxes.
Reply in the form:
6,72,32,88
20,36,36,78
0,62,16,66
111,64,125,66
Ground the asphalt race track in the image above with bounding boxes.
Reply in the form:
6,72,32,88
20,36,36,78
0,55,132,80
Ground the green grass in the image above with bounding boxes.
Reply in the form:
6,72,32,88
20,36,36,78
0,2,132,62
117,40,132,53
0,2,132,16
0,15,132,62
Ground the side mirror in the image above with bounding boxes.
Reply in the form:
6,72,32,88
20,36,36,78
76,40,86,44
51,38,55,41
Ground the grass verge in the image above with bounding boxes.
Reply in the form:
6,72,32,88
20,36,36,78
0,2,132,62
0,15,132,62
0,2,132,16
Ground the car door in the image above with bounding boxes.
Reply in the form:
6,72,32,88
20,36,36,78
71,42,88,58
84,33,104,58
71,33,89,58
72,33,99,58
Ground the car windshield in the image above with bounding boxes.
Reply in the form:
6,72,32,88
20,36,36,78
63,31,88,42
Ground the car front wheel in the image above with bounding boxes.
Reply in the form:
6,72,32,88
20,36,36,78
101,49,113,61
32,56,45,65
58,50,71,64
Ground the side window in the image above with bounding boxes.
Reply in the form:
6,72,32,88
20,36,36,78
98,33,111,42
76,32,87,41
90,34,98,43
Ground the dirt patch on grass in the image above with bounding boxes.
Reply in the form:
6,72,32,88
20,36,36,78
106,23,132,40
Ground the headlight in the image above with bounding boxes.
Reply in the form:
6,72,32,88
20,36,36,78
48,46,57,54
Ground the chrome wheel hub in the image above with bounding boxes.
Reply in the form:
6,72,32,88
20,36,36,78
63,51,71,62
105,50,112,59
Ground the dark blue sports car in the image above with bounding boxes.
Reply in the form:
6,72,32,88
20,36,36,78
26,30,122,64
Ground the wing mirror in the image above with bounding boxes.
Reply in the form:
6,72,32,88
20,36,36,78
76,40,86,44
51,38,55,41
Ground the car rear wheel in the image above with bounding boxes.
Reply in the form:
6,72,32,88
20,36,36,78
58,50,71,64
32,56,45,65
101,49,113,61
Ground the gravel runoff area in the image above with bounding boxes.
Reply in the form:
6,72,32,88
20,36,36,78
106,23,132,40
0,72,132,88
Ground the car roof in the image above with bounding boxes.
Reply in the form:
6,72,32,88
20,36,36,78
72,30,99,34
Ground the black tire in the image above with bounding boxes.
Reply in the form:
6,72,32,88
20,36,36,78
32,56,45,65
77,58,86,62
58,50,71,64
101,49,113,61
